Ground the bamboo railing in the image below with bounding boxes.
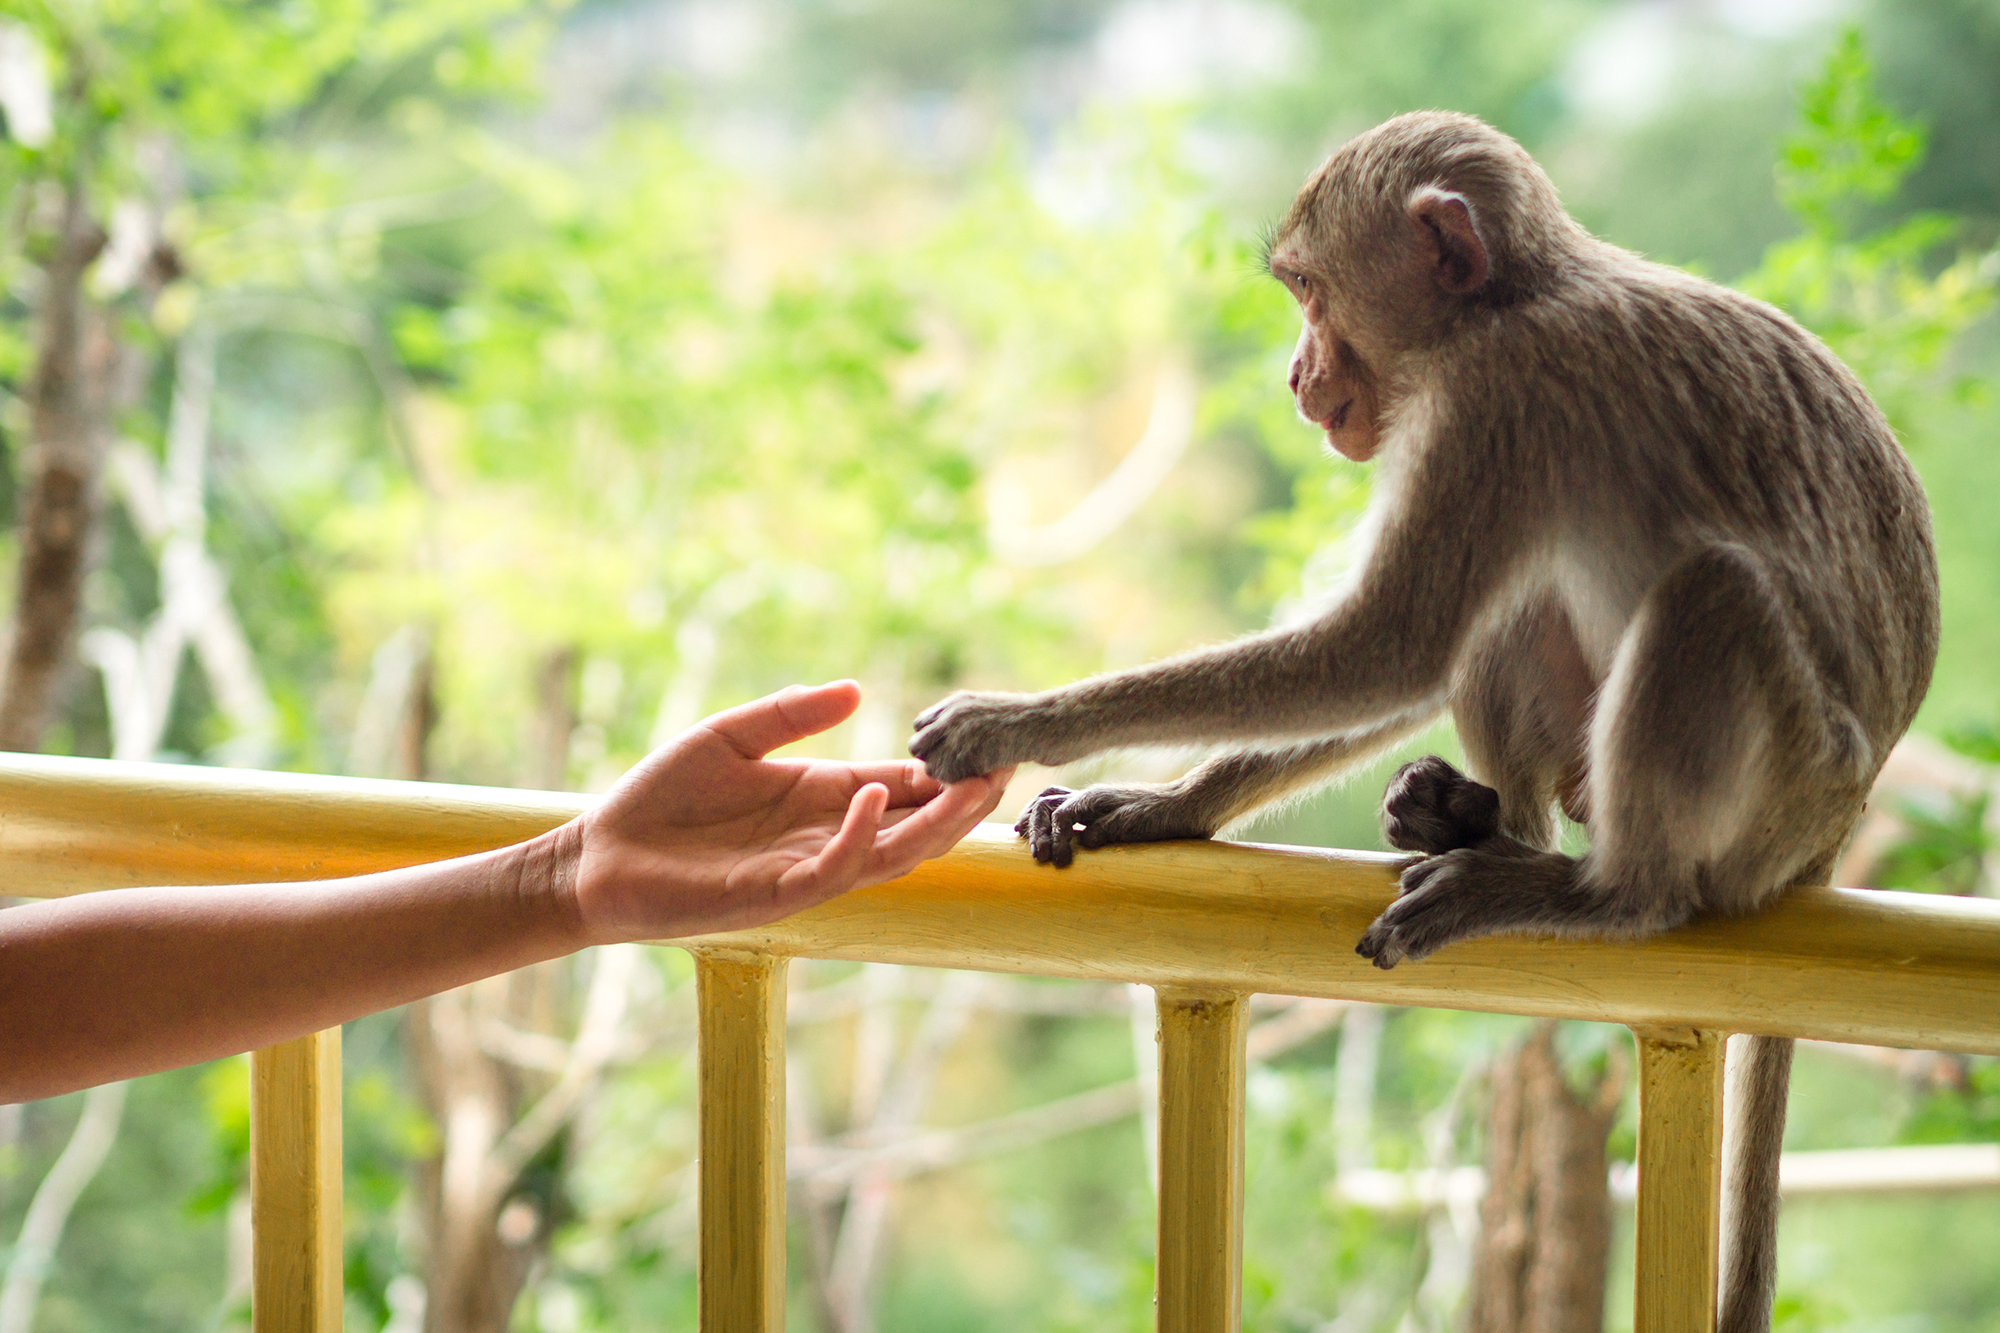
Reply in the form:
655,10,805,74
4,752,1997,1333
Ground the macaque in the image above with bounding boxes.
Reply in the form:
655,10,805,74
910,112,1938,1333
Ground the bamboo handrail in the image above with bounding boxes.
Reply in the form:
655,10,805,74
6,754,1997,1055
7,753,1999,1333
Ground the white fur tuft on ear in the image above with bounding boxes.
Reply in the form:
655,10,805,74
1407,187,1490,295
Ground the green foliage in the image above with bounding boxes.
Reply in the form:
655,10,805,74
1771,1287,1851,1333
1776,28,1926,234
1,1070,233,1332
1241,0,1612,173
15,7,2000,1333
775,0,1119,118
183,1056,250,1216
1940,719,2000,765
0,0,589,776
325,99,1338,782
0,0,559,194
1898,1058,2000,1146
1868,791,1991,896
1200,228,1370,613
1738,27,1997,430
372,124,1028,774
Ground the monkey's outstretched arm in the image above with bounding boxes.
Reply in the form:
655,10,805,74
913,458,1519,782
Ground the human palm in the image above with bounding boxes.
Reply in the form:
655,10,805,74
572,682,1010,943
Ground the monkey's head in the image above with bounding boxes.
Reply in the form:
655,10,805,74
1267,111,1580,462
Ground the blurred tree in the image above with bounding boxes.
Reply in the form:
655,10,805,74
0,5,577,1331
1242,0,1612,163
1869,790,1990,896
770,0,1121,120
1465,1025,1624,1333
0,0,572,762
9,6,2000,1333
380,124,1017,781
1736,27,1996,434
1864,0,2000,246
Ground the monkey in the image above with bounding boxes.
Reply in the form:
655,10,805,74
908,112,1939,1333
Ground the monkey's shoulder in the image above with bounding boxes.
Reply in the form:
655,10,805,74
1580,257,1866,399
1452,255,1894,454
1406,255,1928,558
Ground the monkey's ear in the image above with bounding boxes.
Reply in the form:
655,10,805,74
1408,188,1490,295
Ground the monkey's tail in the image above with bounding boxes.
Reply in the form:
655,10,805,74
1718,1033,1794,1333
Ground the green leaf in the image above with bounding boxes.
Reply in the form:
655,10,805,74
1777,26,1927,238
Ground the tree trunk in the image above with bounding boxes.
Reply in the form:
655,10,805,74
526,647,577,790
1466,1024,1625,1333
404,654,578,1333
407,978,553,1333
0,172,112,752
0,1082,128,1333
397,638,438,782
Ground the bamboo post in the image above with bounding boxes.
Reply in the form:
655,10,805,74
250,1027,343,1333
1632,1027,1725,1333
694,949,789,1333
1154,987,1249,1333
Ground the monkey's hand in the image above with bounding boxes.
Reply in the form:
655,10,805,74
1014,783,1219,868
910,690,1062,783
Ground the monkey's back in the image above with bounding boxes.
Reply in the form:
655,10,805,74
1484,247,1940,749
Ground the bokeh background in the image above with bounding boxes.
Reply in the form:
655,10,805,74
0,1,1997,1330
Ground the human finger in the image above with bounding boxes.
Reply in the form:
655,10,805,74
703,681,862,759
843,758,946,807
866,772,1010,878
774,781,889,910
872,764,1010,828
871,767,1005,830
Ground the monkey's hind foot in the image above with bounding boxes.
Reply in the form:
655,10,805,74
1355,841,1574,969
1379,756,1500,855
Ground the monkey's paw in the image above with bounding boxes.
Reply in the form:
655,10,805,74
910,690,1044,783
1379,756,1499,855
1014,784,1216,868
1354,849,1486,969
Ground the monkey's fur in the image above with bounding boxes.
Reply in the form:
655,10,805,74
910,112,1937,1332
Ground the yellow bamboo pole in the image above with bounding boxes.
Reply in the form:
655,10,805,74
3,758,1994,1056
1632,1027,1725,1333
694,949,788,1333
250,1027,342,1333
0,752,590,892
1155,987,1248,1333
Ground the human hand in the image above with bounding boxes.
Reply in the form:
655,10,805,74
568,681,1012,943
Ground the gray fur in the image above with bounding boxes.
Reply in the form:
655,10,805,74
1720,1035,1794,1333
910,112,1938,1331
1017,707,1438,865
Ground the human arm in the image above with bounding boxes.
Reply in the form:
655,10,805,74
0,681,1010,1102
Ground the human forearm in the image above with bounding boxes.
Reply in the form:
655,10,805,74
0,823,585,1102
0,683,1009,1103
